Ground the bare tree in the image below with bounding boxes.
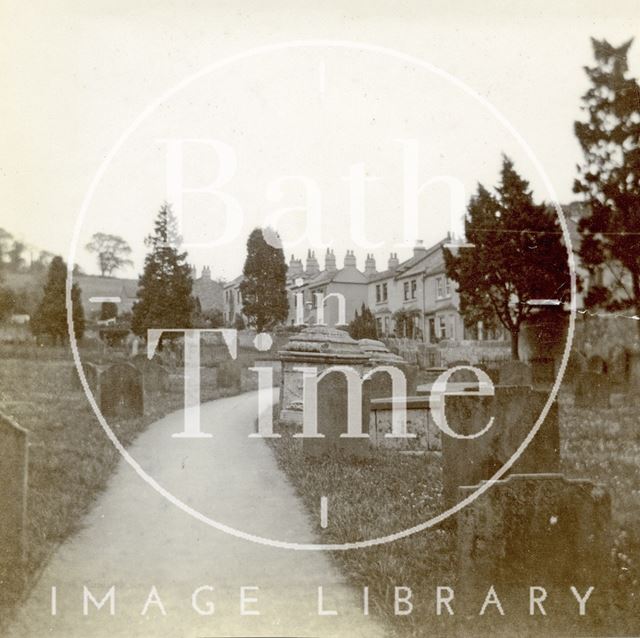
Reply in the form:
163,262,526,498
85,233,133,277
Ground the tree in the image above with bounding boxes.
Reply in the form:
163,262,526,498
444,157,570,359
574,38,640,334
131,204,194,340
348,303,378,340
392,308,420,339
31,256,85,343
239,227,289,332
100,301,118,321
85,232,133,276
8,240,26,272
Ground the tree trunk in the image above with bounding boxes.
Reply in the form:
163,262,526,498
510,330,519,360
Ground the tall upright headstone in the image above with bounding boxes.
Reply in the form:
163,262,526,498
441,386,560,508
0,412,28,606
100,363,144,418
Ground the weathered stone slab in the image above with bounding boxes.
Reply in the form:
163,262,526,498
303,370,371,460
457,474,611,597
0,412,28,606
369,397,441,451
442,386,560,508
588,354,608,375
498,361,532,387
100,362,144,418
608,346,629,387
530,356,555,386
574,371,610,408
218,359,242,390
131,355,170,393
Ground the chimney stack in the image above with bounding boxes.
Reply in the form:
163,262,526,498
288,254,304,279
325,248,337,272
364,253,377,276
413,240,427,258
201,266,211,280
343,250,357,269
388,252,399,270
305,250,320,276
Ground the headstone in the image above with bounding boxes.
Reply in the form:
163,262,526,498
608,346,629,388
457,474,611,601
588,355,607,375
303,370,371,460
0,412,28,606
574,371,610,408
131,355,170,393
100,363,144,418
442,386,560,508
530,356,555,386
498,361,533,386
70,361,100,391
218,359,242,391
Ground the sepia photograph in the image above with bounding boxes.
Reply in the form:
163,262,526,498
1,1,639,636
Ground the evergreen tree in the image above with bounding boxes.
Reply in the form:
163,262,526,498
131,204,194,340
32,256,85,343
239,228,288,332
348,303,378,340
574,38,640,333
444,156,569,359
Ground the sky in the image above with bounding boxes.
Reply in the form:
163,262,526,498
1,0,639,280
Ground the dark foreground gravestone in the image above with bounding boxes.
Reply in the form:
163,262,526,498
70,361,100,391
131,355,170,393
608,345,629,388
100,363,144,418
457,474,611,603
574,371,610,408
588,354,608,375
303,370,371,460
441,386,559,508
498,361,532,387
0,412,28,607
218,359,242,391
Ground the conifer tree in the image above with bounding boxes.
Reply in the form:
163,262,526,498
131,204,194,339
239,228,288,332
32,256,85,343
574,38,640,333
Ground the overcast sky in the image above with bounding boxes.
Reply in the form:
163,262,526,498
2,0,639,280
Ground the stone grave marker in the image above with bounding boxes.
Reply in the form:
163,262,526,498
457,473,611,602
608,346,629,388
218,359,242,391
630,350,640,392
100,362,144,418
0,412,28,606
131,355,170,393
442,386,559,508
574,371,610,409
498,360,533,387
303,370,371,460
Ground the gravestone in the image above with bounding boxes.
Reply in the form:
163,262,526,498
303,370,371,460
0,412,28,606
441,386,560,508
608,346,629,388
574,371,610,408
588,355,608,375
100,363,144,418
530,356,555,386
70,361,100,391
498,361,532,387
131,355,170,393
457,474,611,602
218,359,242,391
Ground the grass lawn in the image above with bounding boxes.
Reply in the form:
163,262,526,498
0,348,228,628
268,397,640,637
